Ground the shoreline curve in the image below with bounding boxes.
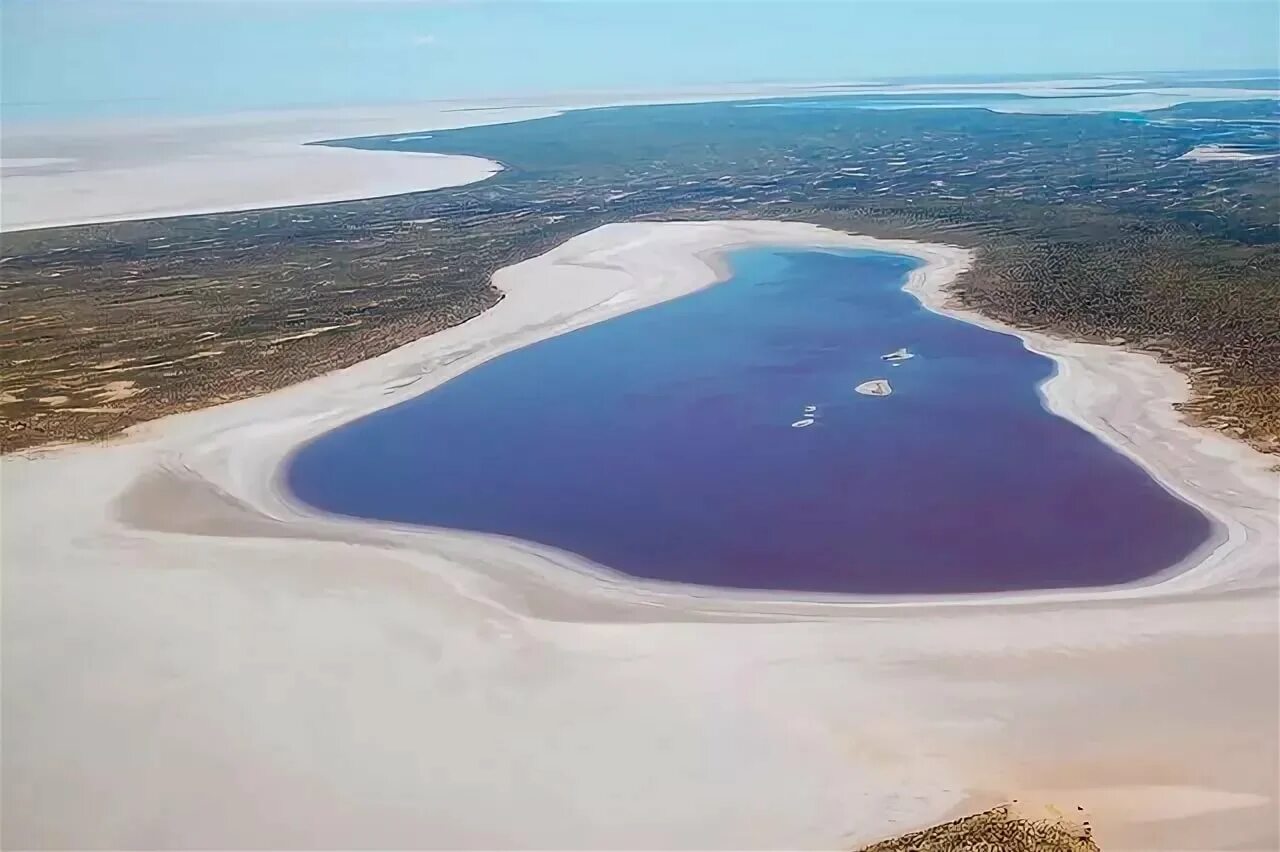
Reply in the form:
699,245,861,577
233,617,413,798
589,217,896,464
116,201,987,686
4,78,1276,233
15,220,1278,607
5,221,1277,850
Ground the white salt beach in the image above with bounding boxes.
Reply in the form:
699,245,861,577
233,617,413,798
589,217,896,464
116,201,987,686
4,220,1277,850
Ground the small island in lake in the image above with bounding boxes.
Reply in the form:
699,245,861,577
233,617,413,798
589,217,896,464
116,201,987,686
855,378,893,396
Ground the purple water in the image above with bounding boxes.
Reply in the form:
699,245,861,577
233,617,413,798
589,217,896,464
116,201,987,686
286,248,1211,594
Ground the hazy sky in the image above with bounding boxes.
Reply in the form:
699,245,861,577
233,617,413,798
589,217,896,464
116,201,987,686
3,0,1278,120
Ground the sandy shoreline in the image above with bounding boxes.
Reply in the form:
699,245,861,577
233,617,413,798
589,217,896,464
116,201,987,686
3,85,849,232
1179,144,1280,162
3,79,1274,233
4,221,1277,849
0,105,522,232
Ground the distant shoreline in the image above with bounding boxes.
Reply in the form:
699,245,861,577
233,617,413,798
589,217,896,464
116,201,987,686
3,77,1276,233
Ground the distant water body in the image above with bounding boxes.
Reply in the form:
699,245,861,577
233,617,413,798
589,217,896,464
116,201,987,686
287,249,1211,594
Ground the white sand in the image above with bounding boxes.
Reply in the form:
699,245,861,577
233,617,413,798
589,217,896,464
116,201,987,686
4,221,1277,850
0,144,502,232
0,106,516,232
4,79,1275,232
1179,144,1280,162
4,85,853,232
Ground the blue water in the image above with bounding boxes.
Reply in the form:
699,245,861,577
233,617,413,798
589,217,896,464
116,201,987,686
287,249,1211,594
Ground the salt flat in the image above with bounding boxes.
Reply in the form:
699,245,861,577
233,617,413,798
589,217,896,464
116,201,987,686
3,79,1273,232
4,221,1276,850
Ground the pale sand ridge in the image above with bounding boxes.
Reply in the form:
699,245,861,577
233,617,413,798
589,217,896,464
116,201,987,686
4,222,1277,850
1179,144,1280,162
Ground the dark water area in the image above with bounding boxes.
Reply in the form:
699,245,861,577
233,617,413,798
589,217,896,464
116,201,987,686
287,249,1211,594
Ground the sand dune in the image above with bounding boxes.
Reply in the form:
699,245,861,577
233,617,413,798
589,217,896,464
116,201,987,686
4,222,1277,849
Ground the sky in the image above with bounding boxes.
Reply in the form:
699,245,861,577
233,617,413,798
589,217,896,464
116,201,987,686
3,0,1278,121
